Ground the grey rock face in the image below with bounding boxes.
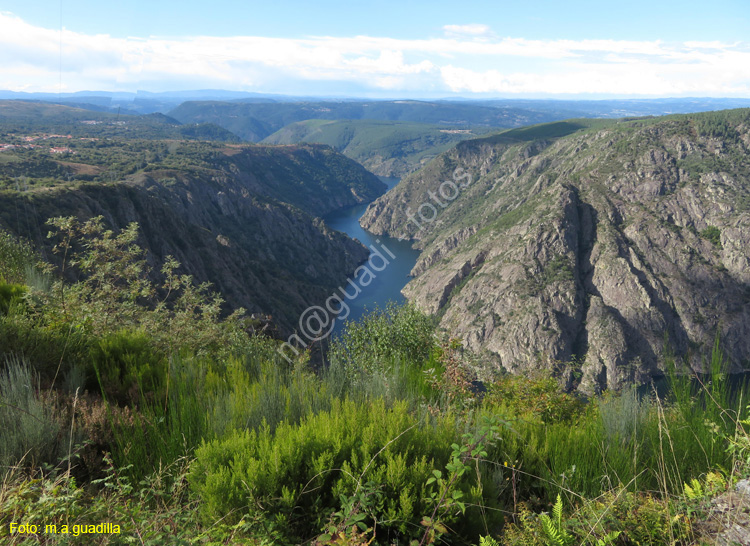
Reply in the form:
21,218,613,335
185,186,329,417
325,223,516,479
361,113,750,392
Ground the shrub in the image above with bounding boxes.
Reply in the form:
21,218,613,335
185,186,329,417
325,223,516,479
191,399,499,544
499,490,682,546
700,225,722,248
0,282,27,316
40,216,248,357
0,455,238,546
483,373,585,424
0,230,36,284
481,354,743,508
328,302,436,384
88,330,167,404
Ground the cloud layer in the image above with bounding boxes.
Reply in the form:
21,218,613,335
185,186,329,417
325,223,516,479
1,11,749,96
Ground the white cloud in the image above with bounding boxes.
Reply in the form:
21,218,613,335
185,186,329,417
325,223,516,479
443,24,493,38
1,11,749,97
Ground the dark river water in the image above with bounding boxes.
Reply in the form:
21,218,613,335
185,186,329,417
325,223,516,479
322,177,420,336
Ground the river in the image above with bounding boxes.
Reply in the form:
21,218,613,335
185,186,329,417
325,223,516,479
322,177,420,336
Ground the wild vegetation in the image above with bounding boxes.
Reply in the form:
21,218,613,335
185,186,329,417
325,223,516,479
2,215,750,546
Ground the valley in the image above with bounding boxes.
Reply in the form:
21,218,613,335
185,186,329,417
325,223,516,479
0,104,387,334
2,100,748,388
262,119,495,177
4,1,750,542
322,177,420,334
2,96,750,546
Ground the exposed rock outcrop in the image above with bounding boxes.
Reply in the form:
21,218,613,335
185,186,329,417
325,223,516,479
361,113,750,392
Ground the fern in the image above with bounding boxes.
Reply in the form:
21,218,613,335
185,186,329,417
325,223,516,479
538,494,575,546
596,530,622,545
683,478,703,499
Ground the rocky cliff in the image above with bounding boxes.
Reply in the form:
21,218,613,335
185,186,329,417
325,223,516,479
0,142,386,334
360,112,750,392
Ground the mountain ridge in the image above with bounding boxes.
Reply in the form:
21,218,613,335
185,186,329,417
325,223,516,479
0,138,386,334
168,99,572,142
360,109,750,392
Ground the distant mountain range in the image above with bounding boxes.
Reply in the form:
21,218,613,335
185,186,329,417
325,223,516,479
3,90,749,122
0,100,240,142
5,94,750,181
167,99,562,141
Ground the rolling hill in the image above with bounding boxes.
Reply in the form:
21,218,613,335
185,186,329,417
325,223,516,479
261,119,495,177
0,100,241,142
168,99,567,142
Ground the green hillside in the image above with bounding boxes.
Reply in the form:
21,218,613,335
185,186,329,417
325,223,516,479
262,119,494,176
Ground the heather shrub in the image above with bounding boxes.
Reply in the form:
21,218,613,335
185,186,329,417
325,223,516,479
191,398,500,544
88,329,166,404
0,282,26,316
483,373,586,425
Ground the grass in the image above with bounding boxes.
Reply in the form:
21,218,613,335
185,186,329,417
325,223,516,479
3,217,750,545
0,356,66,470
3,339,748,545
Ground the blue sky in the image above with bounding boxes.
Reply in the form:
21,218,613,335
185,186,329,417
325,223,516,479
1,0,749,97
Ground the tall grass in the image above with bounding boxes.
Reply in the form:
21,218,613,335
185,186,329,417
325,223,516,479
481,336,748,510
0,356,64,471
108,338,445,481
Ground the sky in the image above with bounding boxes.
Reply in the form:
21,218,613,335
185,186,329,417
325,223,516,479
1,0,749,98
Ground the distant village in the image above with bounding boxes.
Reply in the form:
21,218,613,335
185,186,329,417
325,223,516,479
0,128,104,155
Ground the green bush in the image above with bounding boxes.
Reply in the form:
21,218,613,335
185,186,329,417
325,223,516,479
40,216,247,357
191,399,499,544
0,230,36,285
482,368,741,507
700,225,722,248
106,343,334,481
0,282,27,316
499,489,681,546
89,330,167,404
328,302,436,384
483,373,586,425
